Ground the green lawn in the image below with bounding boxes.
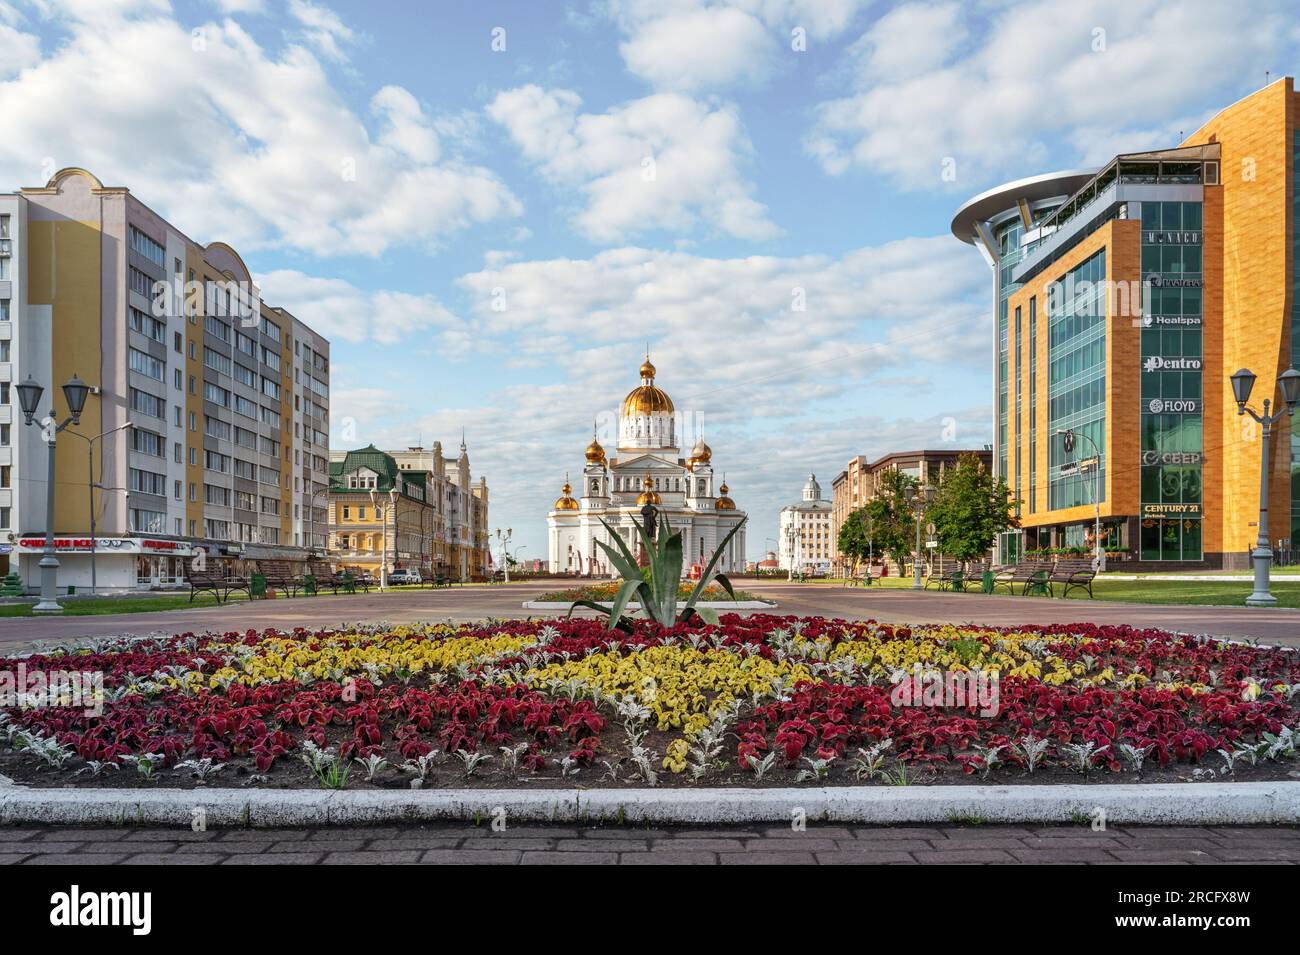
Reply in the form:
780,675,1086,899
0,592,246,617
838,573,1300,608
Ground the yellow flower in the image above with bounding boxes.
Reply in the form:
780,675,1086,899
663,739,689,773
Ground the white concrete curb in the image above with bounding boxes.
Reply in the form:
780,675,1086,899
1,782,1297,827
521,600,776,611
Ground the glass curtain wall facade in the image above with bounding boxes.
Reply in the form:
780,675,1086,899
1047,250,1107,514
1139,200,1204,560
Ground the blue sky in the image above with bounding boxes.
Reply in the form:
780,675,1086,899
2,0,1298,560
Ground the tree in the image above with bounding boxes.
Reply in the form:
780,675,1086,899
861,469,918,575
926,452,1019,563
837,508,874,575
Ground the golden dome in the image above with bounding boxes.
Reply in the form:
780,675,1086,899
622,355,674,415
688,436,712,469
553,481,579,511
636,475,662,506
585,437,606,464
715,481,735,510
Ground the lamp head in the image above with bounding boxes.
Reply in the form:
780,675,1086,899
62,374,90,423
1279,367,1300,412
1230,367,1256,413
15,375,43,425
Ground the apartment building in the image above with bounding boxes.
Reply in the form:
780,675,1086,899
329,439,490,581
4,167,329,591
829,448,993,572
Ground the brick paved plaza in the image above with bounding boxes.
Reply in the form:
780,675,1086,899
2,823,1298,865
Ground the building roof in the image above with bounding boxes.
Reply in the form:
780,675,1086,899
330,444,428,498
950,169,1096,243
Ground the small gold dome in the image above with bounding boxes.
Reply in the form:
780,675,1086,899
554,481,579,511
585,437,606,464
622,355,674,415
688,436,712,469
636,475,662,506
715,481,735,510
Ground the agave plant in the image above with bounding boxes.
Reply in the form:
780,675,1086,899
569,516,747,630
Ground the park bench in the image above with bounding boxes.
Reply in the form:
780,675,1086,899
1048,557,1098,599
924,556,962,591
992,560,1053,596
187,570,250,604
419,568,452,589
256,560,305,597
953,561,991,592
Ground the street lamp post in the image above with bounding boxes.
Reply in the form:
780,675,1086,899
63,420,134,595
15,374,91,614
495,527,513,583
1056,428,1105,572
368,487,396,590
785,524,796,581
1231,366,1300,607
905,484,936,590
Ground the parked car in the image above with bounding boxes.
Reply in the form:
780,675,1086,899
388,568,422,585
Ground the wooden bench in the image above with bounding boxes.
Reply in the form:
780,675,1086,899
419,568,452,589
256,560,305,597
992,561,1053,596
924,556,962,590
187,571,250,604
1048,557,1098,599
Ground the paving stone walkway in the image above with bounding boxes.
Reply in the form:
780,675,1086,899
1,823,1298,864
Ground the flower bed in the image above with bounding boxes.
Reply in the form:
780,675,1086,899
2,616,1299,789
533,582,764,604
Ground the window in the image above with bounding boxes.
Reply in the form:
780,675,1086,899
0,465,8,488
128,265,155,298
129,467,167,496
261,407,280,429
233,458,256,480
0,424,8,447
204,483,231,507
128,347,165,381
235,330,257,358
203,518,230,540
203,346,232,376
204,415,231,441
132,508,166,533
261,377,280,399
233,426,257,450
233,394,257,418
0,507,9,529
205,313,232,342
235,490,257,511
128,307,166,343
261,318,281,343
129,388,165,419
128,225,165,267
233,363,256,388
203,382,229,407
0,300,8,322
131,428,164,457
205,450,231,473
259,465,280,485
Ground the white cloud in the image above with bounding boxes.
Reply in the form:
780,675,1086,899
256,269,463,347
488,85,777,241
807,0,1298,189
287,0,353,62
0,6,520,256
605,0,867,91
212,0,265,13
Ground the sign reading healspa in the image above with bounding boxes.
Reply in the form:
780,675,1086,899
14,537,194,556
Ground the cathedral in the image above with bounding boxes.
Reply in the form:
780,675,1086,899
547,357,747,576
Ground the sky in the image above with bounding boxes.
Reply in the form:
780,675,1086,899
2,0,1298,562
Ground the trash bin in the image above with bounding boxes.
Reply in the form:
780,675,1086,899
250,572,266,598
981,571,994,594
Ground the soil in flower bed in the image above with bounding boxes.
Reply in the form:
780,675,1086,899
533,582,767,603
2,616,1299,790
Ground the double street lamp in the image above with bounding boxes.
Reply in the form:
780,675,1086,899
1056,427,1105,572
495,527,513,582
63,420,134,595
368,487,397,590
1230,366,1300,607
904,483,936,590
15,373,91,614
